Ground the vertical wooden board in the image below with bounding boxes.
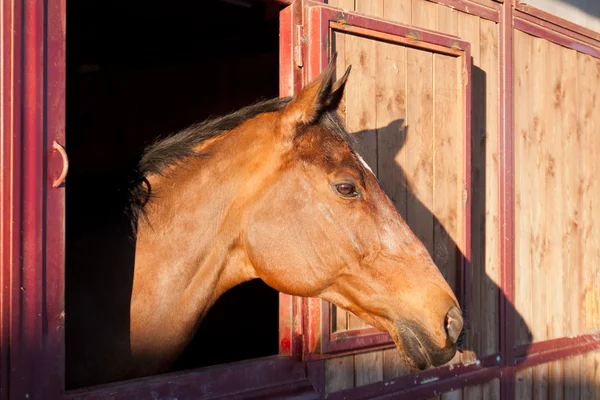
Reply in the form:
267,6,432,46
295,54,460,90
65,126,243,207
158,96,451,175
383,0,411,24
516,368,533,400
325,355,354,393
590,57,600,341
513,29,534,347
382,348,408,379
344,32,377,330
558,46,580,339
480,19,500,356
549,360,564,400
405,47,434,256
578,52,600,336
594,351,600,400
463,383,483,400
441,388,462,400
532,363,549,400
355,0,383,17
355,351,383,387
545,41,564,344
344,34,378,176
482,378,500,400
326,0,354,9
333,303,347,332
376,41,408,218
580,351,594,400
457,12,481,358
411,0,437,30
563,355,581,400
436,4,458,36
432,53,460,293
530,35,549,344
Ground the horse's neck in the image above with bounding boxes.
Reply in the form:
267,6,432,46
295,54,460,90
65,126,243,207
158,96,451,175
128,159,257,376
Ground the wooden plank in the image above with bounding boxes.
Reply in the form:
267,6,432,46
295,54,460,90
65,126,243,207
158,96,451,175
563,355,580,400
559,47,579,340
530,35,548,345
482,378,500,400
480,18,500,357
543,39,564,400
432,53,460,293
516,368,533,400
594,351,600,400
559,47,581,400
436,4,459,36
344,32,377,330
549,360,564,400
383,0,411,24
411,0,437,30
463,384,483,400
513,29,534,348
326,0,354,10
325,355,354,393
457,12,480,363
545,40,565,345
532,363,549,400
382,348,408,379
441,388,462,400
376,42,408,224
355,0,383,17
405,47,435,256
355,351,383,387
578,52,600,337
580,352,594,400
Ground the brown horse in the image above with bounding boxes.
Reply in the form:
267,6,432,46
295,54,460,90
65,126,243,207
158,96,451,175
68,54,464,388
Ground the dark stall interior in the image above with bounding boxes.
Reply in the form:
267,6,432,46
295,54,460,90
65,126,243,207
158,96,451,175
65,0,281,388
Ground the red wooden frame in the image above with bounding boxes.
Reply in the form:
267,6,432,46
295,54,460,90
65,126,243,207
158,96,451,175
302,2,473,356
515,0,600,43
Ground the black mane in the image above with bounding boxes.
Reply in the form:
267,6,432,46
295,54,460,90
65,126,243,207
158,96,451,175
128,97,291,225
128,95,355,229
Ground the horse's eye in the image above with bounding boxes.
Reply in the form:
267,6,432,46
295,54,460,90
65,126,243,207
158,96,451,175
335,183,358,197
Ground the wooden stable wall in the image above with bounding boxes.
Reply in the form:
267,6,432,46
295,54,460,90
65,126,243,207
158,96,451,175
513,28,600,395
323,0,500,393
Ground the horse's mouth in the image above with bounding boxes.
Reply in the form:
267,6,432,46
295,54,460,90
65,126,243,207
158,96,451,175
397,325,457,370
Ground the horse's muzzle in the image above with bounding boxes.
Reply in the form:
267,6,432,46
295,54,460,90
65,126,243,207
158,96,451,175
397,308,464,370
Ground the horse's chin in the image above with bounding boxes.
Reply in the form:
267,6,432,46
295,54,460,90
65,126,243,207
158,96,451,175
395,323,457,371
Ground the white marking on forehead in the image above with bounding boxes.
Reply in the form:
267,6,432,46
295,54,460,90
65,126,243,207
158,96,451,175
356,153,375,176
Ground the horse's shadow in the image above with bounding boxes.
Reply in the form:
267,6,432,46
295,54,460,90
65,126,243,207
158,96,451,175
352,116,531,364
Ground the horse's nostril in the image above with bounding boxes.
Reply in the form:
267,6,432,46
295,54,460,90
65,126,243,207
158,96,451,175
444,307,464,345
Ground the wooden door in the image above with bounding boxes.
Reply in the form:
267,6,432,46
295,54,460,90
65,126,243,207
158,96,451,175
301,2,473,383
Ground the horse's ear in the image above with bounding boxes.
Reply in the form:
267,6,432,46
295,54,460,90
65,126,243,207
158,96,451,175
280,53,351,135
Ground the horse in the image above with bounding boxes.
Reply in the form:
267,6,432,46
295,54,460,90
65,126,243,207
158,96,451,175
66,53,464,388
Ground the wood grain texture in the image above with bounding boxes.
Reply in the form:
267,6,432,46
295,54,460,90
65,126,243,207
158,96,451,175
325,355,354,393
355,351,383,386
516,368,533,400
376,41,408,225
480,18,500,357
405,47,435,256
433,53,460,293
457,13,481,364
382,348,407,379
412,0,437,30
383,0,411,24
514,29,534,347
325,0,354,9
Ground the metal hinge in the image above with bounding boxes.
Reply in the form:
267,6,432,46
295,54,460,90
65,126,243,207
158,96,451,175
294,25,304,68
